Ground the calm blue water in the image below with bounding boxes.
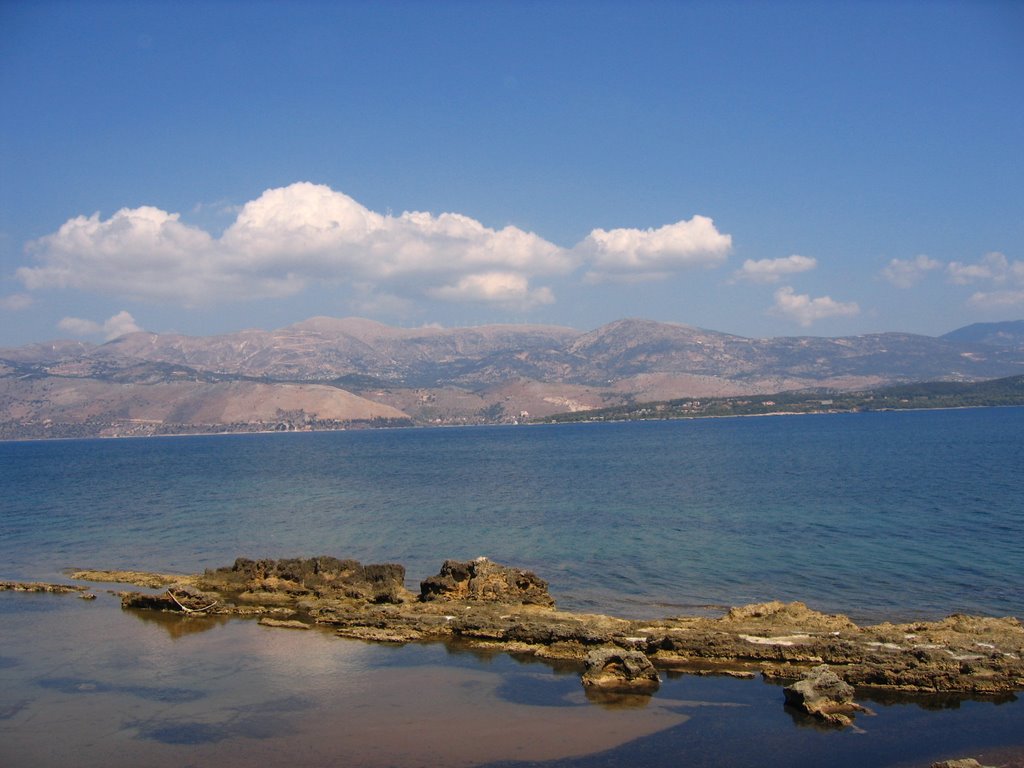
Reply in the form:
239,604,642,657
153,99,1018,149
3,409,1024,767
2,407,1022,622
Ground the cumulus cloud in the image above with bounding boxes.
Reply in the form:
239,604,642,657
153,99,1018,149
18,183,736,313
880,255,942,288
57,316,103,336
771,286,860,327
578,216,731,283
947,252,1024,309
967,290,1024,309
732,255,817,284
947,251,1022,286
58,310,143,341
0,293,33,311
427,272,554,308
18,206,263,303
19,183,572,310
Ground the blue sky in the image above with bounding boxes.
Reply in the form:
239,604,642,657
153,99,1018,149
1,1,1022,347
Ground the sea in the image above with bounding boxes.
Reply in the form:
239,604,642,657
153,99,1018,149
2,408,1023,767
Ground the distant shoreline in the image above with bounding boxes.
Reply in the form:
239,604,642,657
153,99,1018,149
4,400,1024,443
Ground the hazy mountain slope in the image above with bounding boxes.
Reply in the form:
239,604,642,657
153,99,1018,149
564,319,1022,383
0,339,96,363
2,316,1023,436
941,320,1024,347
0,377,410,438
90,319,581,382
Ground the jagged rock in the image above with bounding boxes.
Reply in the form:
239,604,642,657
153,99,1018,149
420,557,554,607
205,556,412,604
581,647,660,693
784,664,865,726
931,759,992,768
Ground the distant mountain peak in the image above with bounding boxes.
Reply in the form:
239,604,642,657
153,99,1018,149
942,320,1024,347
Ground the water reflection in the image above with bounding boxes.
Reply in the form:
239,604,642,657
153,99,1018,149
858,688,1019,710
582,688,656,709
125,606,232,638
37,676,206,702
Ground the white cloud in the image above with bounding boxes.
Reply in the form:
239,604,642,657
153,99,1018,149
19,183,737,314
880,255,942,288
948,252,1024,312
771,286,860,327
427,272,555,308
0,293,33,311
58,310,143,341
19,182,572,309
947,251,1021,285
578,216,731,283
732,255,817,284
19,206,256,303
103,310,144,339
57,316,102,336
967,290,1024,309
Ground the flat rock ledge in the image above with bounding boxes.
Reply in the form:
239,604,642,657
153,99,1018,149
1,580,91,596
43,557,1024,704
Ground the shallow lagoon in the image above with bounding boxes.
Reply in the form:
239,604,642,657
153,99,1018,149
2,591,1023,767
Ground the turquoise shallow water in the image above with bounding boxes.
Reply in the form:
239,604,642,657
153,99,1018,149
2,408,1023,766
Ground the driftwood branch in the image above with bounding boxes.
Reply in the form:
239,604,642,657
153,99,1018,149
166,589,218,614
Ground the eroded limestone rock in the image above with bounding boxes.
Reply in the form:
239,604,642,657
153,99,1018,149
258,617,311,630
64,559,1024,698
0,580,89,594
420,557,554,607
783,664,866,727
581,647,660,694
204,557,413,604
70,570,192,589
121,585,220,613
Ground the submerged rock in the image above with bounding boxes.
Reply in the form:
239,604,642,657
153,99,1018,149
420,557,554,607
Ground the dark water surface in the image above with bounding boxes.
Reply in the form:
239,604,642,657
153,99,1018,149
2,409,1023,765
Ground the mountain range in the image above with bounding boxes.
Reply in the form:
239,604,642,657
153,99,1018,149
2,317,1023,438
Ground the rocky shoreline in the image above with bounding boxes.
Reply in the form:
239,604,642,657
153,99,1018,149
7,556,1023,728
